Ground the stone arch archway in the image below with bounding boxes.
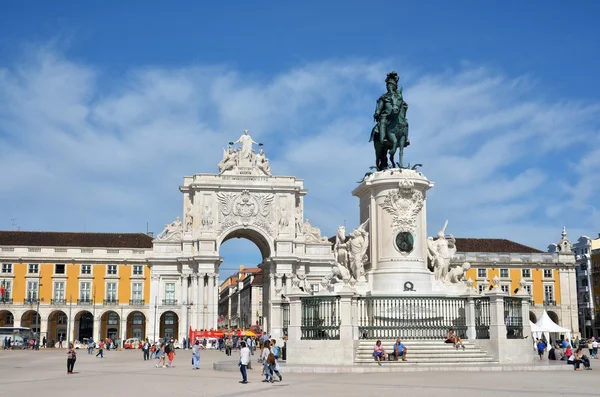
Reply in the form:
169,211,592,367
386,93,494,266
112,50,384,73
48,310,68,342
159,311,179,340
529,311,537,324
126,311,146,340
0,310,14,327
150,131,335,338
547,310,560,325
217,225,274,260
100,311,120,341
74,310,94,341
21,310,40,333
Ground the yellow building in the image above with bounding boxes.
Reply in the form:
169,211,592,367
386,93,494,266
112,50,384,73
457,229,578,333
0,231,153,345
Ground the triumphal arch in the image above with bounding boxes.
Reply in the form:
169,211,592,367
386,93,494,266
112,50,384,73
148,130,333,339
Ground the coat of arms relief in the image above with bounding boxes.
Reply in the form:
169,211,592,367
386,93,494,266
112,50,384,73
380,179,424,234
216,190,275,235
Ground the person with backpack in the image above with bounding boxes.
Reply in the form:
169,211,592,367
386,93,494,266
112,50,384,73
269,339,283,382
165,339,176,367
260,340,273,382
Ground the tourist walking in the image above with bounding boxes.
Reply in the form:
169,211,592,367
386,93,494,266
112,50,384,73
165,339,176,367
155,344,166,368
261,340,273,382
58,335,63,349
536,338,546,360
87,338,95,355
239,341,250,384
269,339,283,381
191,340,204,370
67,343,77,374
96,340,104,358
143,340,150,360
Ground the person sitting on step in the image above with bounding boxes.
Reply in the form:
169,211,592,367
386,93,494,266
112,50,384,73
445,328,465,350
392,337,407,361
373,340,387,365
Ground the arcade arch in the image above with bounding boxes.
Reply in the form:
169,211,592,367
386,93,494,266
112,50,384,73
21,310,40,333
529,311,537,324
126,311,146,340
547,310,560,325
48,310,68,342
101,311,120,340
74,311,93,341
159,311,178,340
0,310,13,327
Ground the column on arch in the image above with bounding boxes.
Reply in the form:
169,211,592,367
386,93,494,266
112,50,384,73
197,273,206,329
190,274,198,330
207,273,216,329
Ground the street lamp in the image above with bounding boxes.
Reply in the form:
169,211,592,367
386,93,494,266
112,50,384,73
35,275,43,341
153,296,157,343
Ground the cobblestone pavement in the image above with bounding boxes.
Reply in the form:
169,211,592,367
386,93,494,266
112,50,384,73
0,348,597,397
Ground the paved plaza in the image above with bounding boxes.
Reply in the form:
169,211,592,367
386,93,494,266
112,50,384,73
0,348,597,397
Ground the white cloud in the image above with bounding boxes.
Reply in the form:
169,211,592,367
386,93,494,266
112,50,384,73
0,47,599,254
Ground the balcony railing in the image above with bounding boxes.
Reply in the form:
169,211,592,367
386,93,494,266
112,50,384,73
51,299,66,305
162,299,178,306
0,298,13,305
129,299,145,305
544,300,556,306
77,299,92,305
24,298,39,304
103,299,118,305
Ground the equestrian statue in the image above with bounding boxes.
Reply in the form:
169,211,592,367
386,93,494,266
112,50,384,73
369,71,410,171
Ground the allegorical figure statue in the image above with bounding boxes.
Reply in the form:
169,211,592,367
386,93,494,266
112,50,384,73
157,217,184,240
427,220,457,281
255,149,271,176
218,146,238,174
185,208,193,232
369,71,410,170
347,219,369,282
233,129,260,161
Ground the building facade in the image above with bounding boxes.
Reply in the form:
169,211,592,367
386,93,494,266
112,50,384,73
218,266,263,329
571,235,598,338
460,229,578,335
0,231,153,344
591,241,600,336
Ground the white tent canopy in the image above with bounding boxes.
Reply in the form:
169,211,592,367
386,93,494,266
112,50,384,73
531,310,571,348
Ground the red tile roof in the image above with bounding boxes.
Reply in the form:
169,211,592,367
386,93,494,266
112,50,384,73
0,231,153,249
454,238,543,254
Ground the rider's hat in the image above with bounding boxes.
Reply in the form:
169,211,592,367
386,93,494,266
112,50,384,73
385,71,399,86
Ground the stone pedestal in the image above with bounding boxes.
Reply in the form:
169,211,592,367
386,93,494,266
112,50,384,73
352,169,434,295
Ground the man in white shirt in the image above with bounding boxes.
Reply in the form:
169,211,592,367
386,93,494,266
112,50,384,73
239,341,251,384
592,339,598,359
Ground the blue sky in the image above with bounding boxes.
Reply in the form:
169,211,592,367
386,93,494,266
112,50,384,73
1,1,599,277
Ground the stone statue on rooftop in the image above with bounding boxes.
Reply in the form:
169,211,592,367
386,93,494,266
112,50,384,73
369,71,410,170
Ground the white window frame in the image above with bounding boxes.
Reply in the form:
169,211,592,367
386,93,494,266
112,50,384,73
1,263,12,274
132,265,143,276
478,284,485,294
53,281,65,301
500,268,509,278
81,264,92,275
27,281,39,301
28,264,39,274
522,268,531,279
500,284,510,294
132,282,143,302
544,284,554,303
524,284,532,295
165,283,175,302
107,265,117,275
79,282,91,301
543,269,553,278
1,280,12,300
106,282,118,302
477,268,487,278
